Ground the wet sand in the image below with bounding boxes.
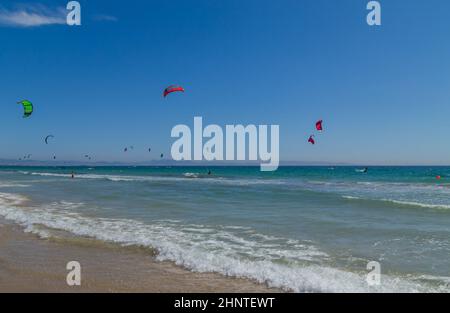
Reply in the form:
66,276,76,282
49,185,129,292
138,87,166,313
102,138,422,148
0,221,281,293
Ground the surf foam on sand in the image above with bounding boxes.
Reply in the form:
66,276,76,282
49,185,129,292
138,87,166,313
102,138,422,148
0,191,445,293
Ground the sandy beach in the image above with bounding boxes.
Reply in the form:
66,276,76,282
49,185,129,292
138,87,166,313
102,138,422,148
0,220,280,293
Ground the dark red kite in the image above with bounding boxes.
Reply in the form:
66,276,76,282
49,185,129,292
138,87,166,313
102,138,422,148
163,85,185,97
308,135,315,145
316,120,323,131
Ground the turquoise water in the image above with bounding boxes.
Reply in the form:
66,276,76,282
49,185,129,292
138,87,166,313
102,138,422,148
1,166,449,292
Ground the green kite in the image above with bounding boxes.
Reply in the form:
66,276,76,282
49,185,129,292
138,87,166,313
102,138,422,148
17,100,33,118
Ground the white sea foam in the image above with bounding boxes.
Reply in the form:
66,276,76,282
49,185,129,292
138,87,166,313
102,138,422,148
0,191,445,293
24,171,286,187
379,199,450,210
0,183,30,188
301,179,450,210
0,192,28,206
342,196,361,200
183,172,200,178
342,195,450,210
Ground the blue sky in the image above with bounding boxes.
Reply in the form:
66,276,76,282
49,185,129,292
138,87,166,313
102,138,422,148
0,0,449,164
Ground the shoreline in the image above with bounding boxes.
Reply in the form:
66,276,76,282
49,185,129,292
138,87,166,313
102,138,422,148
0,221,282,293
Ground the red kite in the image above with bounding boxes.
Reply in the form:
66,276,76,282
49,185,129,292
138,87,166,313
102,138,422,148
308,135,315,145
316,120,323,131
164,85,185,97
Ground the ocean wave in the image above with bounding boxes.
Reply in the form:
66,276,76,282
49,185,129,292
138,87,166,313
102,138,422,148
379,199,450,210
22,171,287,187
342,196,361,200
19,170,450,210
302,180,450,210
0,192,28,206
0,192,445,293
310,180,450,191
183,172,200,178
0,183,30,188
26,172,183,182
342,195,450,210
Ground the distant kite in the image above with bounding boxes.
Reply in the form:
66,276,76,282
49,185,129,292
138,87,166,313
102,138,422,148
17,100,33,118
308,135,315,145
316,120,323,132
163,85,184,97
45,135,54,144
160,153,164,158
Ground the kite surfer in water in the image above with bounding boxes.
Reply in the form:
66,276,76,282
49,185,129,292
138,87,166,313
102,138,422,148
355,167,369,173
71,171,75,179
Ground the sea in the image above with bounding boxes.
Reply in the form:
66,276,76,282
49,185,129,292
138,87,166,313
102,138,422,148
0,166,449,292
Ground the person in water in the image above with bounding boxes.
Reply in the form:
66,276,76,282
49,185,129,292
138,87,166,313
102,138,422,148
71,171,75,179
363,167,368,173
